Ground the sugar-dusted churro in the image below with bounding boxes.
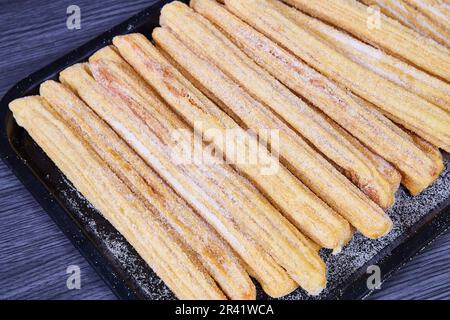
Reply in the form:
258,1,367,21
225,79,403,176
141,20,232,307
105,35,351,251
223,0,450,152
90,58,329,295
9,96,226,300
91,55,331,293
278,2,450,113
404,0,450,31
161,1,395,208
197,0,442,195
313,106,402,195
40,79,256,300
192,0,402,202
91,58,328,254
281,0,450,80
152,27,392,239
92,44,321,254
348,93,445,193
361,0,450,47
60,62,327,296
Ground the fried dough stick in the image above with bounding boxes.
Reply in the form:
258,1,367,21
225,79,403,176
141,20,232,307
193,0,442,195
161,1,395,209
109,34,351,251
9,96,226,300
88,57,329,295
348,93,445,192
60,63,326,297
404,0,450,30
281,0,450,80
193,0,401,195
151,29,393,239
276,1,450,113
90,45,321,254
361,0,450,47
40,80,256,300
222,0,450,152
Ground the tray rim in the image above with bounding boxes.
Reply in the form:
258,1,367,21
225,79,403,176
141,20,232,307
0,0,449,300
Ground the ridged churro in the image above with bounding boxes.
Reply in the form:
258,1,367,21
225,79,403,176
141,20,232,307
60,62,327,296
279,2,450,113
90,57,329,295
8,0,450,300
313,106,402,195
404,0,450,31
196,0,442,195
152,27,392,239
223,0,450,152
361,0,450,47
281,0,450,80
40,79,256,300
89,46,323,254
9,96,226,300
191,0,398,202
105,35,351,251
162,1,395,209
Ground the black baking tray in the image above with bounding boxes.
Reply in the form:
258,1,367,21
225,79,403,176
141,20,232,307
0,0,449,300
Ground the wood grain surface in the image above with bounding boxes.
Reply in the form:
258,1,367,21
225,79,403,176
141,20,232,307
0,0,448,300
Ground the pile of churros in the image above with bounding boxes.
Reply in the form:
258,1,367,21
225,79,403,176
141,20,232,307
9,0,450,299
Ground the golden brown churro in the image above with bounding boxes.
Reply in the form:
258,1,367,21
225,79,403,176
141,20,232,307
282,0,450,80
60,61,327,296
9,96,226,300
278,2,450,113
361,0,450,47
223,0,450,152
9,0,449,300
152,27,393,239
105,37,352,251
90,58,329,295
89,46,323,254
40,80,256,300
347,93,444,194
162,1,395,209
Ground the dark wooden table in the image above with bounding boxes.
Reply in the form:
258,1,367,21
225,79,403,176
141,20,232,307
0,0,449,300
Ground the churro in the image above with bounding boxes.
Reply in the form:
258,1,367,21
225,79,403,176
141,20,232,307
9,96,226,300
40,79,256,300
223,0,450,152
361,0,450,47
60,62,327,296
89,46,323,253
196,0,442,195
281,0,450,80
90,57,328,295
152,27,392,239
279,2,450,113
161,1,395,208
